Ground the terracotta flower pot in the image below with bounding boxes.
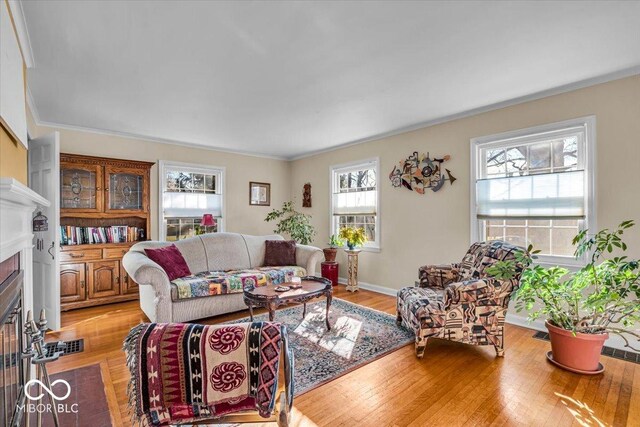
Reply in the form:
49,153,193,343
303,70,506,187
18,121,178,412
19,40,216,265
546,321,608,373
323,248,337,263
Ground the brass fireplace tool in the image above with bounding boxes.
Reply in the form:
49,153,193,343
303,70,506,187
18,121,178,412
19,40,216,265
22,309,66,427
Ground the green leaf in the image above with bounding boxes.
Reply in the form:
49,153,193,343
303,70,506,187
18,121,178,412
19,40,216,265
264,201,316,244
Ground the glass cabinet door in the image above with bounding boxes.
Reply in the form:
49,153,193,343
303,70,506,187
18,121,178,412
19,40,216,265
60,163,103,212
105,166,148,212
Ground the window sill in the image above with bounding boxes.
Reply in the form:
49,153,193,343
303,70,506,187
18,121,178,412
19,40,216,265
534,258,586,272
356,246,380,253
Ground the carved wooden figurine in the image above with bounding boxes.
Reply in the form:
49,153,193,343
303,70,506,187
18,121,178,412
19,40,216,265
303,183,312,207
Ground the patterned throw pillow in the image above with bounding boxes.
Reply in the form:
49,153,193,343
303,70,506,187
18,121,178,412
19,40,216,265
263,240,296,266
144,244,191,281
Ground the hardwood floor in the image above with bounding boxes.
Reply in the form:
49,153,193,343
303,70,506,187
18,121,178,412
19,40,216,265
46,286,639,427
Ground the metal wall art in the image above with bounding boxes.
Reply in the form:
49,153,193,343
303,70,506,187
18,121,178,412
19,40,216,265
389,151,456,194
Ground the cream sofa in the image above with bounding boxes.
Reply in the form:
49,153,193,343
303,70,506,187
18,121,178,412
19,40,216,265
122,233,324,323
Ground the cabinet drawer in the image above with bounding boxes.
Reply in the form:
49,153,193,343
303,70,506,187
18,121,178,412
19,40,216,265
103,247,130,259
60,248,102,262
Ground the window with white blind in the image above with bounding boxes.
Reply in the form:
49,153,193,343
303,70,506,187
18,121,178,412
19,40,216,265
471,117,595,266
159,161,225,241
330,158,380,250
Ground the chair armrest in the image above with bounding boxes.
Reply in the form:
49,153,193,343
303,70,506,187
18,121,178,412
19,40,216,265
418,264,460,289
444,277,519,307
122,251,172,297
281,326,294,413
295,244,324,276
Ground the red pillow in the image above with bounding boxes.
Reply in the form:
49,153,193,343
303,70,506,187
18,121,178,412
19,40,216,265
144,244,191,281
264,240,297,266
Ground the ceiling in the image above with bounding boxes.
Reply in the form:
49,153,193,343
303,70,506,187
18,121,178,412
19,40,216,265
22,1,640,159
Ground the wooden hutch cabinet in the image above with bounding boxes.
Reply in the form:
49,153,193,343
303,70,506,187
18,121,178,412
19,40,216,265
59,153,154,310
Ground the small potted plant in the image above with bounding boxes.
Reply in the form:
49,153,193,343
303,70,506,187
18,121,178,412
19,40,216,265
488,220,640,374
338,226,367,250
323,235,344,263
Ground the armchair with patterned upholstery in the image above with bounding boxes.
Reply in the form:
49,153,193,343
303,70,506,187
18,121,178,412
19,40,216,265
397,241,526,358
123,321,294,426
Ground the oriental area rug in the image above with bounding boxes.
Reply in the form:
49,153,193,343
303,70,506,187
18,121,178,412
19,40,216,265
227,298,414,395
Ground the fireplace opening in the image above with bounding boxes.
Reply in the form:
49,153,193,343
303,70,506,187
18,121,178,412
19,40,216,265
0,253,26,427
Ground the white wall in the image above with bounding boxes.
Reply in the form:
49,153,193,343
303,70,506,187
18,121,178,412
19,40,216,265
27,113,292,240
291,75,640,292
25,75,640,349
26,75,640,288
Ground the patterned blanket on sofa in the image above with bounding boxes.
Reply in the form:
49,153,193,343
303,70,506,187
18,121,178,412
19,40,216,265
124,322,288,426
170,266,306,300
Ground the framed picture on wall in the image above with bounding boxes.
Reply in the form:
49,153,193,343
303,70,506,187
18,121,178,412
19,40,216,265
249,182,271,206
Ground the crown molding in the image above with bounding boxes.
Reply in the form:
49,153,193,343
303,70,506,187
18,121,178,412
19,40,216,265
60,152,155,169
7,1,34,68
31,117,289,161
290,66,640,161
26,85,40,123
26,66,640,162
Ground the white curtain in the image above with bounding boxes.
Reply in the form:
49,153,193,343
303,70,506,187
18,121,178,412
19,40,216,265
163,192,222,217
332,190,377,215
476,170,585,219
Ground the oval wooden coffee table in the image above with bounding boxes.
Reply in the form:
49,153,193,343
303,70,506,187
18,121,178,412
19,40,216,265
243,276,333,330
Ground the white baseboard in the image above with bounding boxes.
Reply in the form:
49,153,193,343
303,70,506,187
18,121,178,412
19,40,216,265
505,312,546,332
337,277,637,354
506,313,634,353
337,276,397,297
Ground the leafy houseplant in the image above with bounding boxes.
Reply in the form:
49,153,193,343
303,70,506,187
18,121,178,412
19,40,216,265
328,234,344,248
488,220,640,373
323,235,344,263
339,226,367,250
264,201,316,245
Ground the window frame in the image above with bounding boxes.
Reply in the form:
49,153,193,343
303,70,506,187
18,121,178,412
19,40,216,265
158,160,226,241
470,116,596,267
329,157,381,251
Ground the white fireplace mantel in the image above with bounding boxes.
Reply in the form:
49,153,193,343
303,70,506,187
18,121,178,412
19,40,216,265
0,177,50,321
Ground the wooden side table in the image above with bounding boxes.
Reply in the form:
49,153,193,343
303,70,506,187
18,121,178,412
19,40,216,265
345,249,361,292
321,262,339,286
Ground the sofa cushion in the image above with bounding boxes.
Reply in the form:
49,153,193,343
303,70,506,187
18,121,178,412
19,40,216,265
170,266,306,300
242,234,284,268
264,240,296,266
200,232,252,271
144,244,191,281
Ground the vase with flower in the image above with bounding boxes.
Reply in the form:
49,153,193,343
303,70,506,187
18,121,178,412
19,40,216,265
338,226,367,250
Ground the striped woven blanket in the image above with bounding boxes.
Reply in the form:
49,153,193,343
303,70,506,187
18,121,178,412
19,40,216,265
124,322,291,426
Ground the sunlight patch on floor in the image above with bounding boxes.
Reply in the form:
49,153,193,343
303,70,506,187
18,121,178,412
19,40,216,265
293,306,362,359
198,406,318,427
289,406,319,427
555,392,606,427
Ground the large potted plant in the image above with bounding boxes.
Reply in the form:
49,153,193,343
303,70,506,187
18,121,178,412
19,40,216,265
490,220,640,374
264,201,316,245
323,234,344,263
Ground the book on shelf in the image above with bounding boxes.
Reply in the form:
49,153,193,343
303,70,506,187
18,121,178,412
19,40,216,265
60,225,142,245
